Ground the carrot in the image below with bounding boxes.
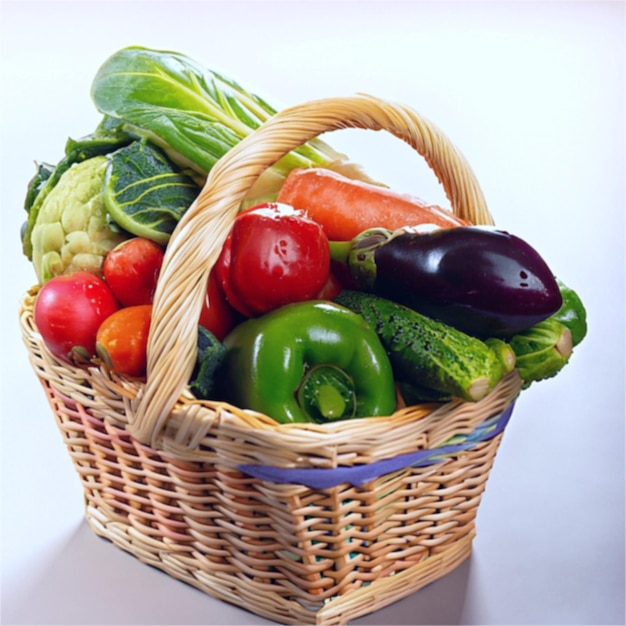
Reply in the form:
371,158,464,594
276,167,468,241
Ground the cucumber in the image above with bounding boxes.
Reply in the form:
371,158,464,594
334,290,505,402
397,381,453,404
484,337,517,373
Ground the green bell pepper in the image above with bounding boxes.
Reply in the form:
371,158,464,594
218,300,397,424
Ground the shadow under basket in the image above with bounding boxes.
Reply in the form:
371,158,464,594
19,94,524,625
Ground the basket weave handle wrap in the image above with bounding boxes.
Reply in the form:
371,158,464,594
130,94,493,446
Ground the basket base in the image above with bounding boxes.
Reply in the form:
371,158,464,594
23,310,513,626
85,503,474,626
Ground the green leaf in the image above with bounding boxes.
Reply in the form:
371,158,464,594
103,141,200,245
24,162,54,214
90,46,349,189
92,48,270,171
22,128,133,259
115,107,244,174
508,318,573,387
190,326,226,400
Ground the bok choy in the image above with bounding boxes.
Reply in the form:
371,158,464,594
91,46,371,201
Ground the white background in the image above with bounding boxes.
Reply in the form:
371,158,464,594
1,1,624,624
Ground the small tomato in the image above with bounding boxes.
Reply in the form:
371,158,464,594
96,304,153,378
34,271,120,364
103,238,165,307
199,267,240,341
215,202,330,317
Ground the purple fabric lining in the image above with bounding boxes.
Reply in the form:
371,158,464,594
238,402,515,489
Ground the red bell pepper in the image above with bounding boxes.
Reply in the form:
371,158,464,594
215,203,330,317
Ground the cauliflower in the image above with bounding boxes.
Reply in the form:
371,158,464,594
30,156,128,283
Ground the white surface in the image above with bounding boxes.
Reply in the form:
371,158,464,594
1,1,624,625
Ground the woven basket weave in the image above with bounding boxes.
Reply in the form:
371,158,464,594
20,94,523,625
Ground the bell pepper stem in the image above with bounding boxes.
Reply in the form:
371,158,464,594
297,364,357,422
317,384,347,420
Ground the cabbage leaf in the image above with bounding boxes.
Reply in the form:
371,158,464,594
103,141,200,244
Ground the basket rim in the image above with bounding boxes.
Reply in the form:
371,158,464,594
236,402,515,488
21,286,522,474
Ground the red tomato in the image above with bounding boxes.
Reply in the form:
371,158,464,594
215,203,330,317
96,305,152,378
102,238,165,307
34,271,120,364
199,267,240,341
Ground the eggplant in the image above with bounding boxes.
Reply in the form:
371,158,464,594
334,226,563,338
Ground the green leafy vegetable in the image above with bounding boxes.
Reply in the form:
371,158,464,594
23,45,373,266
104,141,200,244
554,279,588,347
24,162,55,215
190,326,226,400
508,318,573,388
90,46,370,203
22,125,132,259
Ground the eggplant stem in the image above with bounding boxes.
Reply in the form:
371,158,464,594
328,240,352,265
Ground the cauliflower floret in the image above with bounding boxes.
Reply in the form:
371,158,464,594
30,156,128,283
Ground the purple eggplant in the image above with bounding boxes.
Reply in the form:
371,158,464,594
333,226,563,337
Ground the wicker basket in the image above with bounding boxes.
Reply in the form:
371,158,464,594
19,94,524,625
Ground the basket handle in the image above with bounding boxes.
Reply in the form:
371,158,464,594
129,93,493,446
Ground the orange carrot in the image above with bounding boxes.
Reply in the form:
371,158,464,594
277,167,468,241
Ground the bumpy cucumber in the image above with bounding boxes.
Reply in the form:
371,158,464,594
335,290,505,402
484,337,517,373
